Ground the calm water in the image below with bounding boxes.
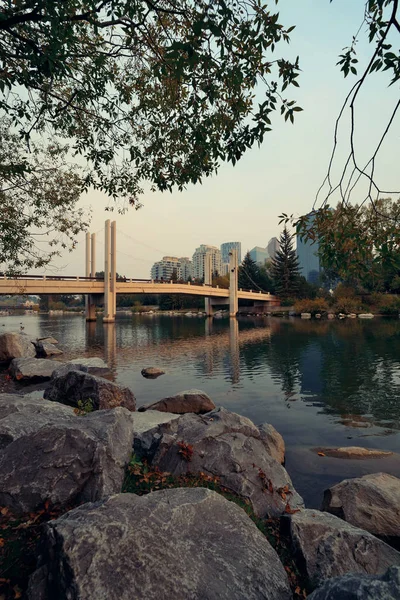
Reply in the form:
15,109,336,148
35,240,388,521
2,313,400,507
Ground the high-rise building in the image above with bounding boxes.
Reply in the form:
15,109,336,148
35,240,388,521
150,256,192,281
178,257,192,281
220,242,242,265
192,245,222,280
296,214,321,283
249,246,269,266
150,256,180,281
267,237,279,259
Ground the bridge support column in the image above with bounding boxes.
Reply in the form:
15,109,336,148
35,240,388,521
85,233,97,322
204,253,213,317
229,249,238,317
91,233,96,277
111,220,117,319
103,219,117,323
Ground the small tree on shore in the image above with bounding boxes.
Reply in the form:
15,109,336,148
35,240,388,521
271,228,300,299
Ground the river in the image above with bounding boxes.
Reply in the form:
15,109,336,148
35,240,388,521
1,313,400,507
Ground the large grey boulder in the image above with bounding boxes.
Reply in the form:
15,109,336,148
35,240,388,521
139,389,216,414
288,509,400,590
322,472,400,542
44,369,135,411
0,332,36,361
27,488,292,600
308,566,400,600
34,340,63,358
139,407,303,517
9,358,63,381
0,403,134,513
0,393,75,449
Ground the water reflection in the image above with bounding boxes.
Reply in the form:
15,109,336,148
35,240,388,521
103,323,117,371
229,319,240,384
262,319,400,430
2,313,400,433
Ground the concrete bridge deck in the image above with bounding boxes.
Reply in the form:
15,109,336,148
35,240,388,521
0,276,275,303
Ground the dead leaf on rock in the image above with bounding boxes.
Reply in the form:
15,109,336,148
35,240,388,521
284,503,300,515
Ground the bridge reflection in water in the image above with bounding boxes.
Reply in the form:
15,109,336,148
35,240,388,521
87,317,272,386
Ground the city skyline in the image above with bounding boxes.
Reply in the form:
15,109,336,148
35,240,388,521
148,234,299,280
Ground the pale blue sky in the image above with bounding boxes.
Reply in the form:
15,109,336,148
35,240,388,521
49,0,399,278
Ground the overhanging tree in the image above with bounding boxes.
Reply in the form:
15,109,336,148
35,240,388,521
271,227,300,299
280,1,399,258
0,0,301,203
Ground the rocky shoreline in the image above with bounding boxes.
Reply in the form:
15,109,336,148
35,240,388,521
1,331,400,599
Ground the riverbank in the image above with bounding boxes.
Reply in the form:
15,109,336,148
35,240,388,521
1,359,400,598
1,314,400,508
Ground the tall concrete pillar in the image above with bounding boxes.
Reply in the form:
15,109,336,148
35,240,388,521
85,233,90,279
229,249,238,317
86,299,96,321
91,233,96,277
111,221,117,318
103,219,114,323
85,232,96,321
204,253,213,317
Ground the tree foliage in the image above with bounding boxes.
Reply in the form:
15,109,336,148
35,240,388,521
0,122,89,273
212,273,229,289
270,227,300,299
0,0,301,204
295,198,400,291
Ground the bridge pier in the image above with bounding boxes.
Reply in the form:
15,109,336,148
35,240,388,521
86,295,97,321
85,232,98,322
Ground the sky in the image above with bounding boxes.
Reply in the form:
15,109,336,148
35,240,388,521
45,0,400,279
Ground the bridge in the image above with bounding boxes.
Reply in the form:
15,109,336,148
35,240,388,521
0,220,278,322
